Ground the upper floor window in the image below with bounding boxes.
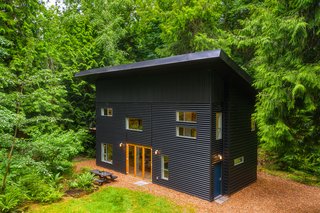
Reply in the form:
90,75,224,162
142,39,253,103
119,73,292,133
216,112,222,140
126,118,143,131
251,116,256,131
176,126,197,139
101,143,113,164
101,108,113,117
176,111,197,123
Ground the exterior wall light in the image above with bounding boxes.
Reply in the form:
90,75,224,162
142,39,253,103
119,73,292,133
119,142,124,148
212,154,223,164
154,150,160,155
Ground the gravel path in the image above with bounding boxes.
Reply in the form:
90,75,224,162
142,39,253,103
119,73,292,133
75,160,320,213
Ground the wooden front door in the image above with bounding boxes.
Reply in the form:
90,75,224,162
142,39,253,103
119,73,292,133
126,144,152,180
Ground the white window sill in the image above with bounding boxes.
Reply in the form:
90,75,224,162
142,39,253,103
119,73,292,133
126,128,143,132
161,177,169,180
176,135,197,139
102,160,113,164
176,120,197,124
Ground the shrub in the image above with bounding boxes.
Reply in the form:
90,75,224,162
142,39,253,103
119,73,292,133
19,173,63,203
26,129,89,174
0,185,26,213
69,172,94,192
0,192,21,213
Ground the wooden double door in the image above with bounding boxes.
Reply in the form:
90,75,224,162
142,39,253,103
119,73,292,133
126,144,152,180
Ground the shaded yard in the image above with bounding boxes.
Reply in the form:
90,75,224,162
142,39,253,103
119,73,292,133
30,187,192,213
31,159,320,213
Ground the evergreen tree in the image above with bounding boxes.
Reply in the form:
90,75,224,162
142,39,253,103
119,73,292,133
134,0,320,175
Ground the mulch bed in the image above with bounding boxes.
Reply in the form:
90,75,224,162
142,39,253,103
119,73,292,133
65,189,88,198
75,159,320,213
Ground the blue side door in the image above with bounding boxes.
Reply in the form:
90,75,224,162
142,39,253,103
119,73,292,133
214,162,222,198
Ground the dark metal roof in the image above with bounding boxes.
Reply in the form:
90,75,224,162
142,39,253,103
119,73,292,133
75,49,252,85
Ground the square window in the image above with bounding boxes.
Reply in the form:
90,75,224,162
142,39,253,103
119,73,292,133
126,118,143,131
234,156,244,166
101,107,113,117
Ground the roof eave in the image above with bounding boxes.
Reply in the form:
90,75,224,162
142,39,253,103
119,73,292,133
75,49,253,86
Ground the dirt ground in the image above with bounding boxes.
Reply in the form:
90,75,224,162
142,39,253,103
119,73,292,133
75,160,320,213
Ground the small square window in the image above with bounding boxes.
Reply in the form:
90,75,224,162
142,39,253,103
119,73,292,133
234,156,244,166
101,108,113,117
126,118,143,131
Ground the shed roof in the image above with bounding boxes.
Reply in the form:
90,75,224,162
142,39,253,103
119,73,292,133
75,49,252,85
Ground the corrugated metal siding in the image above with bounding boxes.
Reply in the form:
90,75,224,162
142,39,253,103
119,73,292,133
94,64,256,201
95,67,211,103
95,102,212,200
152,103,212,200
96,103,126,172
95,103,152,172
223,78,257,195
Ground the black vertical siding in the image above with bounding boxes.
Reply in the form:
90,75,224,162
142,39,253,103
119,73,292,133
96,68,211,103
96,103,152,171
123,103,152,147
96,103,127,172
94,63,256,201
223,77,257,195
152,103,212,200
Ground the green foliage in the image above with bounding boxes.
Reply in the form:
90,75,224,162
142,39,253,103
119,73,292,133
26,130,87,173
0,1,319,211
31,187,191,213
69,172,95,192
135,0,320,176
18,173,63,203
0,185,25,213
236,1,320,175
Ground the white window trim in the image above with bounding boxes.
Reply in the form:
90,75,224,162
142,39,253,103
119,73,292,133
234,156,244,166
216,112,222,140
176,127,197,139
176,111,197,123
101,143,113,164
125,118,143,132
161,155,169,180
251,117,256,132
101,107,113,117
106,108,113,117
101,108,106,116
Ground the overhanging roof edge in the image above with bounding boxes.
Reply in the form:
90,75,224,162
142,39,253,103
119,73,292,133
75,49,252,85
75,50,221,78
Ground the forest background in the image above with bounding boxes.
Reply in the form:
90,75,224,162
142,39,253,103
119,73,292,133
0,0,319,211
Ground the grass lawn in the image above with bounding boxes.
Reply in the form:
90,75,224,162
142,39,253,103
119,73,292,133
29,187,194,213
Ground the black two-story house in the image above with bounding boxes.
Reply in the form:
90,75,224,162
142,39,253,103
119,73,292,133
75,49,257,201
